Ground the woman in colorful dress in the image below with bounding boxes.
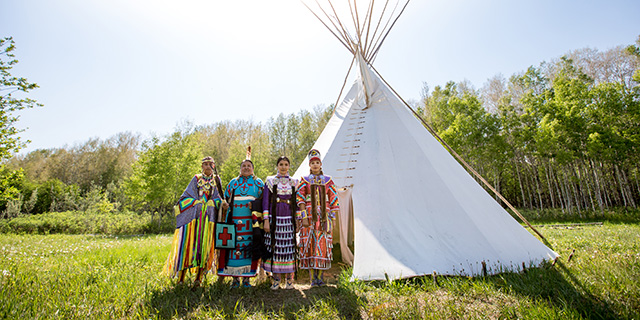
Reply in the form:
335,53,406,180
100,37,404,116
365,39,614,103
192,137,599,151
296,149,340,286
164,156,226,287
262,156,299,290
217,155,264,288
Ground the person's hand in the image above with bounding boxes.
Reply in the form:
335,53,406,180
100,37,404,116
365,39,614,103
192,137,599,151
264,219,270,233
222,201,229,211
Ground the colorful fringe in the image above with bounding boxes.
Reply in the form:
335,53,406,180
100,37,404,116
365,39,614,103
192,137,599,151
263,215,296,274
298,227,333,270
164,201,217,277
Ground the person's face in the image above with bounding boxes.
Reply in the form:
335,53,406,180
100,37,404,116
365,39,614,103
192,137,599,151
202,162,214,176
310,159,322,174
277,160,290,176
240,161,254,177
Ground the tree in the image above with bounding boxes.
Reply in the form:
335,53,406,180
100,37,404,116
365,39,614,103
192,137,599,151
0,37,42,161
123,124,202,215
0,37,41,216
626,36,640,83
0,166,24,215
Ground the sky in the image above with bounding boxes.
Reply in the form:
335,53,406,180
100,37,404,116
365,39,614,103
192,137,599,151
2,0,639,153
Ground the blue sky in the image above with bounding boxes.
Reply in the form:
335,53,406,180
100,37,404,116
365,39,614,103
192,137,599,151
2,0,639,153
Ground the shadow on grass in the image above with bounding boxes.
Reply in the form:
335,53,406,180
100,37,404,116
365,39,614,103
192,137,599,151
144,276,364,319
485,261,623,319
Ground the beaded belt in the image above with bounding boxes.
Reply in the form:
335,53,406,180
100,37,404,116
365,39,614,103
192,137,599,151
276,198,291,204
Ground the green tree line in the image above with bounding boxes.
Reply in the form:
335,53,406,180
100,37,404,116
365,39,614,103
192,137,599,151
2,107,332,218
1,36,639,219
422,38,640,216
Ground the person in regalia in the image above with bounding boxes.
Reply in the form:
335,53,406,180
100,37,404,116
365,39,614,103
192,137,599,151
217,147,264,288
164,156,227,287
262,156,299,290
296,149,340,286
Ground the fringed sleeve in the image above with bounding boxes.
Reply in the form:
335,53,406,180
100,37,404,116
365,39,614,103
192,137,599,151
326,177,340,220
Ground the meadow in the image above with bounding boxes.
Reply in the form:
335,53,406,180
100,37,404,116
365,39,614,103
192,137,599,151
0,214,639,319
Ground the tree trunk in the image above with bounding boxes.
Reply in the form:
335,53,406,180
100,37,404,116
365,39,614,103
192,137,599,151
634,168,640,203
603,164,613,208
620,166,637,208
560,168,572,215
569,170,582,217
545,160,556,209
575,161,592,211
514,157,526,209
581,160,596,212
551,162,565,212
534,163,543,210
614,164,628,207
590,160,605,215
526,164,534,209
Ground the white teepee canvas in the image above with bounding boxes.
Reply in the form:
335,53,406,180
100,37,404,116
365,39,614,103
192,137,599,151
294,0,558,281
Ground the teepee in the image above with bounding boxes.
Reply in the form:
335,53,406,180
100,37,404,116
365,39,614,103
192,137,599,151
294,0,558,281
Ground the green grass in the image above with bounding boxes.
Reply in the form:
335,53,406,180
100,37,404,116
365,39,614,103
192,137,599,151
0,222,638,319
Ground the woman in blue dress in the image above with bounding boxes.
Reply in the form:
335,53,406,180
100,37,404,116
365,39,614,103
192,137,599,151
217,157,264,288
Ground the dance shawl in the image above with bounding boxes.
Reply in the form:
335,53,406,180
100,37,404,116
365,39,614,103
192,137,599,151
164,174,221,277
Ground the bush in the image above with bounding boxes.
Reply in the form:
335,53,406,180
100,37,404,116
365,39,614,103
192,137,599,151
0,211,175,235
510,207,640,224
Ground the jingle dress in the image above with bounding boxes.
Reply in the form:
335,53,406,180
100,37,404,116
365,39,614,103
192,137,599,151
262,174,299,274
217,175,264,277
164,174,221,277
296,173,339,270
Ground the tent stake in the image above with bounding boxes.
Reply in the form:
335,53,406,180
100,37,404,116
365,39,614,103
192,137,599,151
568,249,575,262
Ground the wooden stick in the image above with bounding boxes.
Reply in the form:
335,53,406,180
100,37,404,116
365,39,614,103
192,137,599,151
567,249,575,262
527,222,603,228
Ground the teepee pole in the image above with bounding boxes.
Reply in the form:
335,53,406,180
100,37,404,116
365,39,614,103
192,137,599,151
361,0,376,57
368,0,399,61
370,0,411,62
348,1,367,57
348,0,362,46
331,55,357,117
366,0,392,58
324,0,357,52
368,63,549,244
302,1,353,53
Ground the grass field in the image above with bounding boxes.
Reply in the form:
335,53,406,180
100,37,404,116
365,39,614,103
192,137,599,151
1,222,638,319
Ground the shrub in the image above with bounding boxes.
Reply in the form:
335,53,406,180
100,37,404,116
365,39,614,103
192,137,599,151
1,211,175,235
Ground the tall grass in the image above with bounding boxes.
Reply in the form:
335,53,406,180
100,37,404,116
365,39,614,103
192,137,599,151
0,222,638,319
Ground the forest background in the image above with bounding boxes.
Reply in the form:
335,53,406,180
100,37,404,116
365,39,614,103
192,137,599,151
1,35,639,231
